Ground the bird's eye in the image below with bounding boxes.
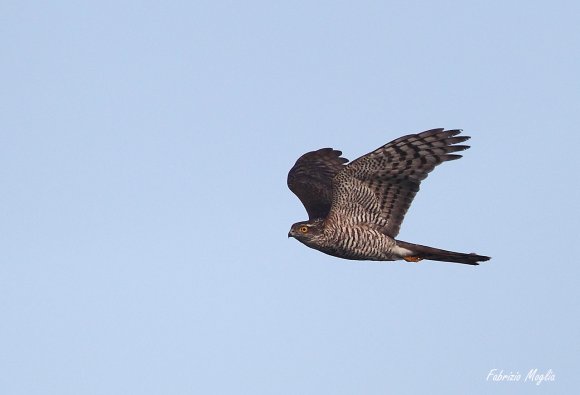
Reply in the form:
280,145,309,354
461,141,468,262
299,226,309,233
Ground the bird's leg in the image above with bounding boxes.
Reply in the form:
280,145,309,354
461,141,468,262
403,256,423,263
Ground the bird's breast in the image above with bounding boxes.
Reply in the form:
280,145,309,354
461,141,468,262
319,223,397,261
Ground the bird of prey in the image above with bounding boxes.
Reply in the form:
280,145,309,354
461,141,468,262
287,128,490,265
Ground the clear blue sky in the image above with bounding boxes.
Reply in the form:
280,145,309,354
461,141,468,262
1,1,579,394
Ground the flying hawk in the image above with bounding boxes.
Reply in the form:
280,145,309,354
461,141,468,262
287,128,490,265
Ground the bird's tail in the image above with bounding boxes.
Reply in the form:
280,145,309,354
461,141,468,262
396,240,490,265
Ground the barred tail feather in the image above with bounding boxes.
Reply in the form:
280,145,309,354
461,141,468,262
396,240,490,265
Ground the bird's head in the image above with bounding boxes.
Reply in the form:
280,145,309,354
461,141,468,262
288,219,325,246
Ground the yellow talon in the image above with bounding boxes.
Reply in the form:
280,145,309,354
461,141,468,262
404,256,423,263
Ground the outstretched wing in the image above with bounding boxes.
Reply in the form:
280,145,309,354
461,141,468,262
288,148,349,219
327,129,470,237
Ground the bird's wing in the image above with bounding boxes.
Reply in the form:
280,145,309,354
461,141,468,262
327,129,470,237
287,148,349,220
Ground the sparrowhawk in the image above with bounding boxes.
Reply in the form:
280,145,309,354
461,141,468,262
287,128,490,265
